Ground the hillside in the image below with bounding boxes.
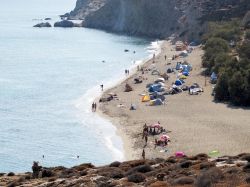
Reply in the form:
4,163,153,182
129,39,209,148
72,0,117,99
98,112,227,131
66,0,250,40
1,153,250,187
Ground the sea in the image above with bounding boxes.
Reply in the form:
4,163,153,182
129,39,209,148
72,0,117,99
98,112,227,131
0,0,159,172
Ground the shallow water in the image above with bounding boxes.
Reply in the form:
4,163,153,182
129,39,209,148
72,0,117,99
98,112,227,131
0,0,152,172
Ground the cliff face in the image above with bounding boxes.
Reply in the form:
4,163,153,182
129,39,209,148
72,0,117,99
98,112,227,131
68,0,250,40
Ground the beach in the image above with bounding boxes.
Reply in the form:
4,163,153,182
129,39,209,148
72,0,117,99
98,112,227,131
98,40,250,160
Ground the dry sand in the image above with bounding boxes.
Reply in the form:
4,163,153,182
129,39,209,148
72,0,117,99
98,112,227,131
97,40,250,161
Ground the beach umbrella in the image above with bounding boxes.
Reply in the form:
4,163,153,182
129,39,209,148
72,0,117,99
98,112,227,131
151,124,161,128
209,150,220,157
160,135,170,141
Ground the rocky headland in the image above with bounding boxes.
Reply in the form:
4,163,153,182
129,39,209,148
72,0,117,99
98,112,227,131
65,0,250,40
1,153,250,187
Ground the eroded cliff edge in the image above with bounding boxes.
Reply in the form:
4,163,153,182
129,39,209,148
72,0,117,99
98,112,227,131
67,0,249,40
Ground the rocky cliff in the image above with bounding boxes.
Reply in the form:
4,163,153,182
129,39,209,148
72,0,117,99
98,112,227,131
67,0,249,40
1,153,250,186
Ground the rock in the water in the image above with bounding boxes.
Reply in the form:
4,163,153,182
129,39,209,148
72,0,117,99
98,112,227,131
54,20,74,27
33,22,52,27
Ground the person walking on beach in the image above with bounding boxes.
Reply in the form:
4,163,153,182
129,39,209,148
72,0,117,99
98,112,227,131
125,69,127,75
100,84,103,91
145,134,148,145
142,149,145,160
92,102,95,112
164,55,167,61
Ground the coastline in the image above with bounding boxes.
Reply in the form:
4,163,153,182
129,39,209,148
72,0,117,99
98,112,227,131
97,40,250,161
94,40,163,160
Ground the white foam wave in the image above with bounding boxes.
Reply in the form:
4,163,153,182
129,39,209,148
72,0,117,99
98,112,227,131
74,40,163,162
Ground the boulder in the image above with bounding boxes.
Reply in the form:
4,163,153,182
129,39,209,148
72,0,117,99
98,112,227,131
54,20,75,27
196,167,223,186
243,163,250,173
173,176,195,185
127,173,146,183
124,83,133,92
149,181,169,187
109,161,121,167
179,160,192,168
241,154,250,162
33,22,52,27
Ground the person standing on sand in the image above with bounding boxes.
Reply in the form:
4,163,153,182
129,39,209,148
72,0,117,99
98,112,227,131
164,55,167,60
94,102,97,112
100,84,103,91
145,134,148,145
142,149,145,160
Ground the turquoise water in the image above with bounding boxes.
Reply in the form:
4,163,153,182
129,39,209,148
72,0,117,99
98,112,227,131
0,0,152,172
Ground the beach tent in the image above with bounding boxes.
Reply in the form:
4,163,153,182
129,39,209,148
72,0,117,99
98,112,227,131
182,64,192,72
180,50,188,57
176,62,182,70
155,78,165,83
180,75,187,79
210,72,217,84
175,79,183,86
167,68,173,73
141,95,150,102
150,98,163,106
182,71,189,76
189,41,198,46
149,84,163,92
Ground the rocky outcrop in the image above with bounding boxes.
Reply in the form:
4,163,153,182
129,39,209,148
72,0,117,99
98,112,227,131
54,20,82,28
66,0,250,40
1,153,250,186
33,22,52,28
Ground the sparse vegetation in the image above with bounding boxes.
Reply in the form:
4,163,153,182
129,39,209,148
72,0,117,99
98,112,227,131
202,21,250,106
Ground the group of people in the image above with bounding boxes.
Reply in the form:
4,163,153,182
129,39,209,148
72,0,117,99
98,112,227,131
142,122,166,137
154,137,170,148
125,69,130,75
92,102,97,112
141,121,169,159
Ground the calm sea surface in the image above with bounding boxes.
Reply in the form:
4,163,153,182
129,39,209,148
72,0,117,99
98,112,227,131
0,0,152,172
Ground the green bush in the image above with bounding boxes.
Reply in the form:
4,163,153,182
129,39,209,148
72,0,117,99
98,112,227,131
203,21,250,106
246,30,250,40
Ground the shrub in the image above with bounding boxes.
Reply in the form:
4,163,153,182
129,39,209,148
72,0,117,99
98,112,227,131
109,161,121,167
7,172,15,176
173,177,195,185
126,165,153,176
127,173,146,183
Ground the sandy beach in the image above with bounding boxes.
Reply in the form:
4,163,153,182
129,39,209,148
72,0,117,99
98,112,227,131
97,40,250,161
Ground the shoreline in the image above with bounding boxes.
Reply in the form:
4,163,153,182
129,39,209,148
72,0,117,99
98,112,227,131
95,40,163,160
97,40,250,160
